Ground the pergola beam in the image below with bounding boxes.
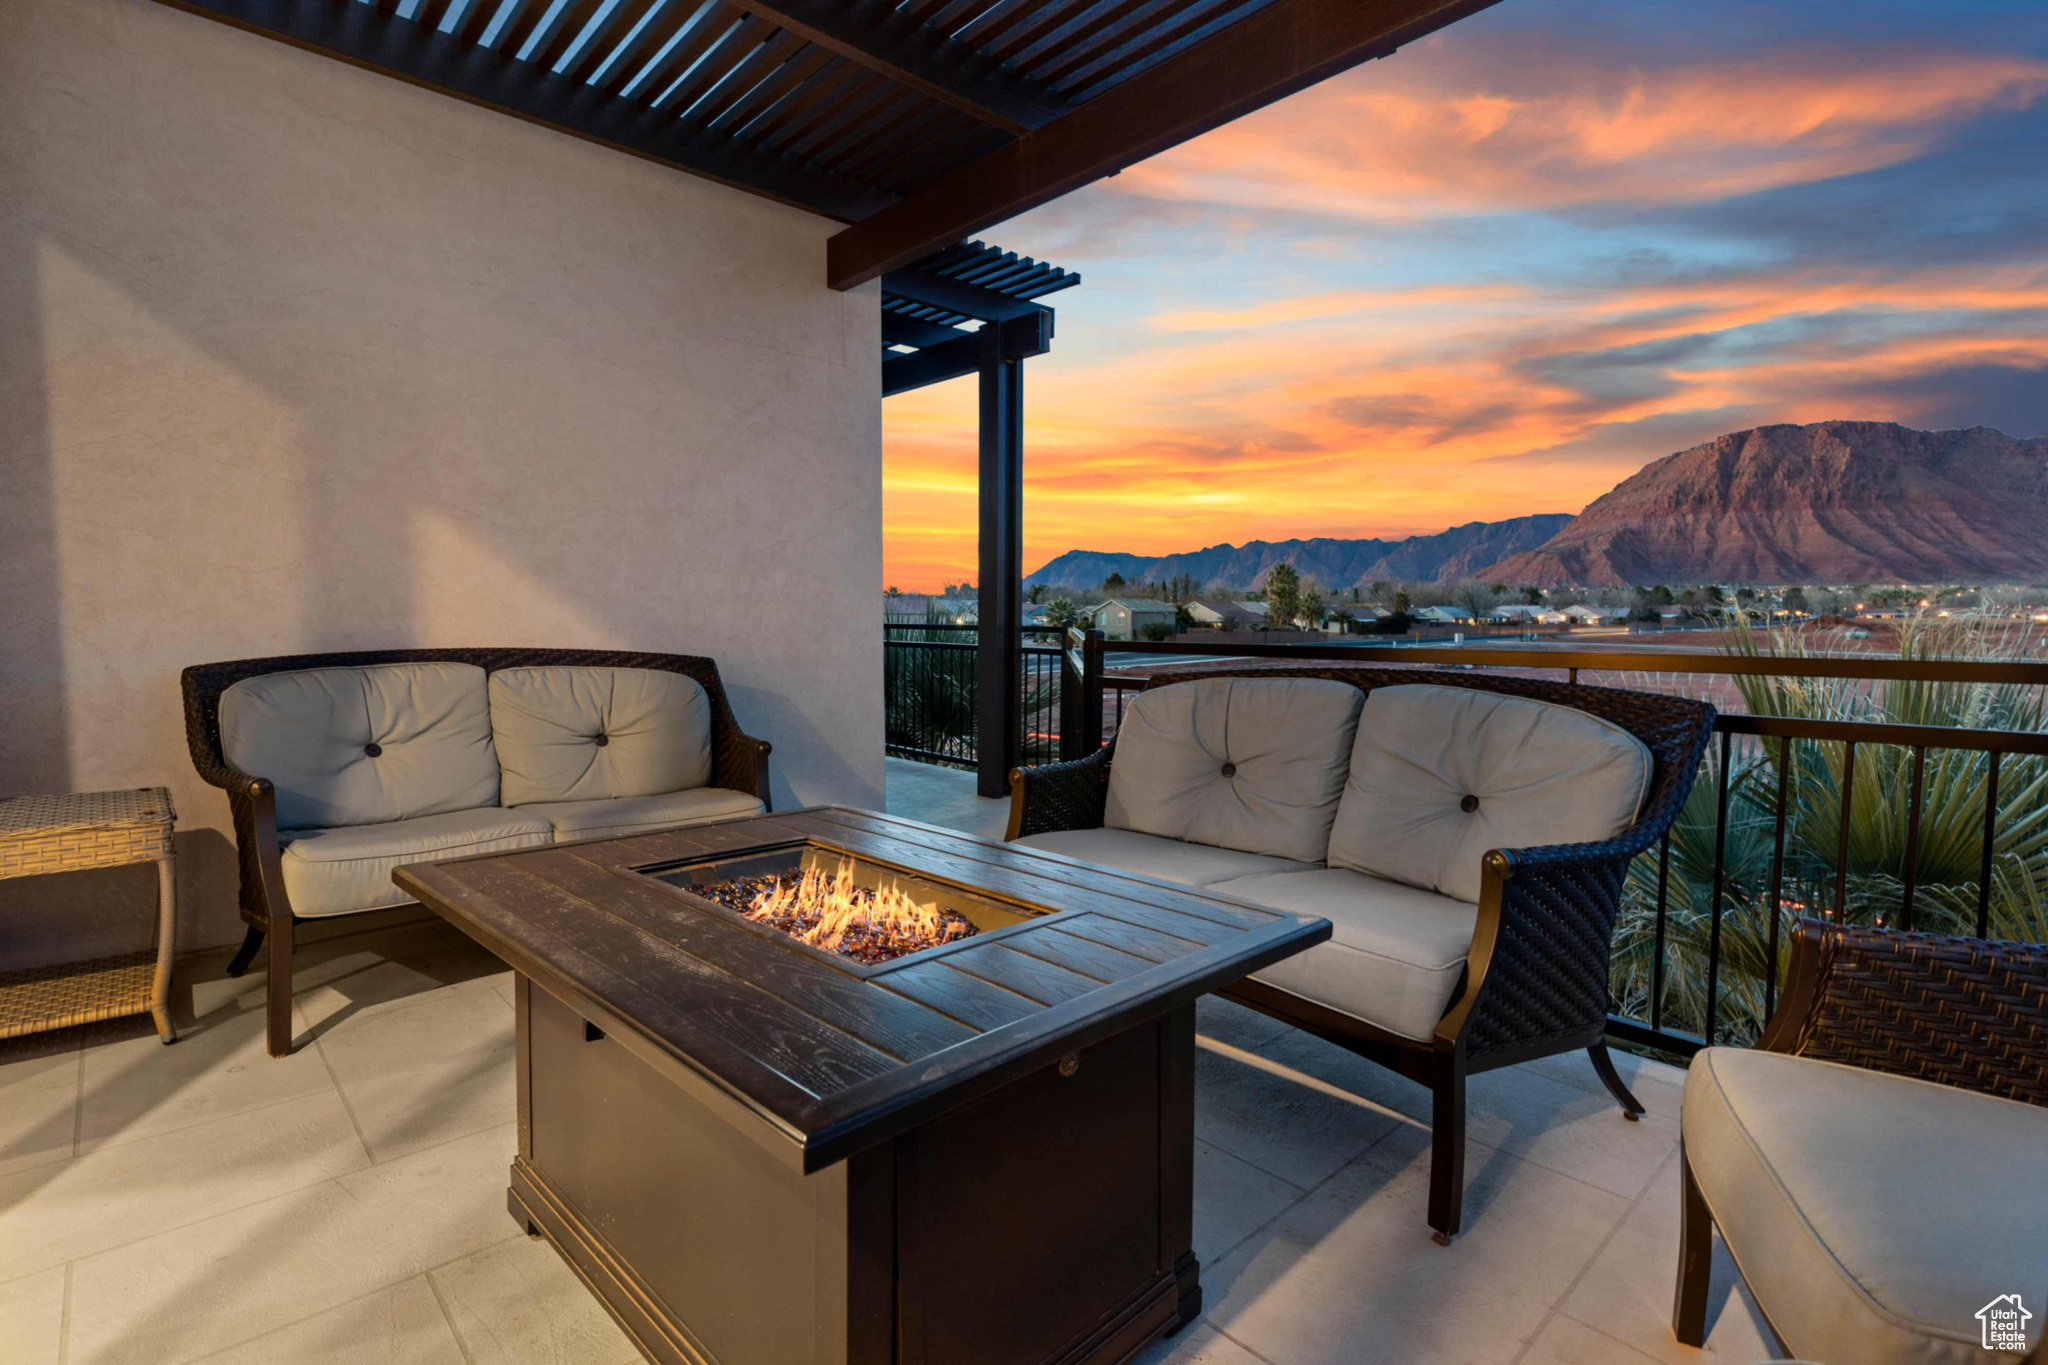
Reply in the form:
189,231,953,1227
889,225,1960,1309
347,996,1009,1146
882,313,970,349
152,0,892,221
883,267,1054,322
826,0,1506,289
733,0,1071,135
882,334,981,396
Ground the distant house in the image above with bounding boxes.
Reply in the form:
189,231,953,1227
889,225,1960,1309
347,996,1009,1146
1414,605,1474,625
1487,604,1545,623
1092,598,1177,640
883,593,932,621
932,596,978,625
1186,599,1266,629
1564,605,1629,625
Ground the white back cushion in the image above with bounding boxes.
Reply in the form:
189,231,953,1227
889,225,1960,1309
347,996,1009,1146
1328,684,1652,904
220,664,500,831
1104,677,1364,864
490,667,713,806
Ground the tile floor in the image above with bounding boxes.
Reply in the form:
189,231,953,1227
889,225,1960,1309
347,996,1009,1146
0,765,1781,1364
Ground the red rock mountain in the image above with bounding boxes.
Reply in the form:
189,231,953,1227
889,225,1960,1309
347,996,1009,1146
1480,422,2048,586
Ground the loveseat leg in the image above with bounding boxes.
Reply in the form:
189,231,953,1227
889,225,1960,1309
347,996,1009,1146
1588,1042,1646,1120
265,914,296,1058
1673,1142,1712,1346
225,926,265,978
1427,1057,1466,1245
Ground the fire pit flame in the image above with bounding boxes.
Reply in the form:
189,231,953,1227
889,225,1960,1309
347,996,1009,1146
727,859,975,965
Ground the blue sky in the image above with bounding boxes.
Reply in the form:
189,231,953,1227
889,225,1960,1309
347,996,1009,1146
883,0,2048,587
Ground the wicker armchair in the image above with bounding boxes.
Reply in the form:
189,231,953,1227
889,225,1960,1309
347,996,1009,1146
1008,666,1715,1242
182,648,772,1056
1676,920,2048,1363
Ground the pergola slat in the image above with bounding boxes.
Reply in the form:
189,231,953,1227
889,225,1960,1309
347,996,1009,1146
154,0,890,218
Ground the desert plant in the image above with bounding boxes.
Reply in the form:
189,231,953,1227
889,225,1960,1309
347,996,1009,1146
1612,617,2048,1043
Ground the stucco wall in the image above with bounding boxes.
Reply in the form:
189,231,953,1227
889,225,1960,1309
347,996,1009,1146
0,0,883,968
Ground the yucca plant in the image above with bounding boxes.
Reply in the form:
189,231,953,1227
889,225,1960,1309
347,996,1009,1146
1613,617,2048,1044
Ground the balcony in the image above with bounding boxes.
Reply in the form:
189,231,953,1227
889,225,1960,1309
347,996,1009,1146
0,800,1772,1364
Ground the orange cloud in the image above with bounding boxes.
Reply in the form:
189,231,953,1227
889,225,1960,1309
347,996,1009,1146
1115,47,2048,218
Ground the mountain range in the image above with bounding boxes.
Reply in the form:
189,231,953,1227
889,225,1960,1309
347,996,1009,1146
1023,514,1573,591
1023,422,2048,590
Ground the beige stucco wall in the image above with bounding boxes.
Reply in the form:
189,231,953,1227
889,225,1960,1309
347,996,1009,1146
0,0,884,969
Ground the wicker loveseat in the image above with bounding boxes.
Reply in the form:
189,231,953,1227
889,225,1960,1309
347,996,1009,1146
1006,667,1714,1242
1676,920,2048,1364
182,648,772,1057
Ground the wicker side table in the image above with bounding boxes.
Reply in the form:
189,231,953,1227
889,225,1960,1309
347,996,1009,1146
0,788,178,1044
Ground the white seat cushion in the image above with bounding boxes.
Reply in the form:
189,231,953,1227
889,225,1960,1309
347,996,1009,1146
221,663,499,831
490,667,715,806
1104,677,1364,864
1013,828,1317,887
1684,1048,2048,1365
518,788,765,841
279,807,554,917
1212,869,1478,1041
1329,684,1651,904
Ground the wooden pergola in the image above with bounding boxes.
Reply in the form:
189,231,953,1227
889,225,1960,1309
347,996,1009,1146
158,0,1502,794
883,241,1079,793
156,0,1502,289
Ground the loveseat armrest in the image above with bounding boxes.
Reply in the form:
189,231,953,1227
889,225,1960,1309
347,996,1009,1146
1005,746,1113,841
1444,837,1642,1060
1757,920,2048,1108
716,727,774,809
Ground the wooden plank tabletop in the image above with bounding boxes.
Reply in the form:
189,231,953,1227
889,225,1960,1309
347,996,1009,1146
395,806,1330,1173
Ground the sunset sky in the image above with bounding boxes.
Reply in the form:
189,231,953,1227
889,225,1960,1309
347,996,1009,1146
881,0,2048,591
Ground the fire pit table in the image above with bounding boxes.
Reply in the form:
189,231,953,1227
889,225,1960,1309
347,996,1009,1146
397,806,1329,1365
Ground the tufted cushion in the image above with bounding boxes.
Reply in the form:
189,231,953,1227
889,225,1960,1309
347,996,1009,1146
1328,685,1651,904
1684,1048,2048,1365
220,664,500,831
489,667,714,807
1014,827,1318,887
278,807,554,917
520,788,764,842
1213,869,1479,1041
1104,677,1364,864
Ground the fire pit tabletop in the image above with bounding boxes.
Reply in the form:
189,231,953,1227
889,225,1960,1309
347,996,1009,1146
396,805,1331,1173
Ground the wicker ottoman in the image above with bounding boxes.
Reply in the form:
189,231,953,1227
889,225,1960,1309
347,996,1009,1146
0,788,179,1044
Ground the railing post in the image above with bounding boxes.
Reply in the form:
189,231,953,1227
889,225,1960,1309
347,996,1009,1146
1075,628,1104,754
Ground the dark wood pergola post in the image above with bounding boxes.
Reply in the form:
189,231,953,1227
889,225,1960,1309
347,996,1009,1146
976,324,1025,796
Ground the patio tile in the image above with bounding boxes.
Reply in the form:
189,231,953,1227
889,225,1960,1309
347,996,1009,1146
78,1003,331,1151
66,1123,520,1364
295,939,510,1039
1194,995,1293,1053
1558,1151,1779,1365
315,982,515,1162
1193,1138,1306,1268
0,1090,369,1284
186,1277,467,1365
1132,1322,1268,1365
1251,1030,1680,1200
0,1047,79,1098
0,1266,67,1365
0,1075,77,1177
1202,1124,1631,1365
1524,1049,1690,1121
431,1236,641,1365
1193,1038,1404,1189
1519,1314,1665,1364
